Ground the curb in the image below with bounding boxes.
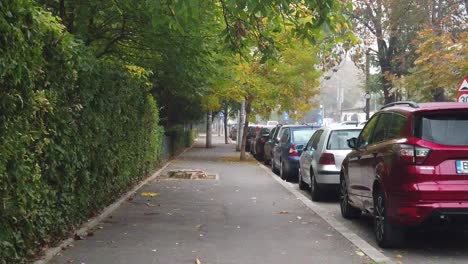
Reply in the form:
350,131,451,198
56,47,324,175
34,142,196,264
255,159,395,264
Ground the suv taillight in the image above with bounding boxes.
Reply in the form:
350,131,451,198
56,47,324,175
399,144,431,165
319,153,335,165
289,144,299,157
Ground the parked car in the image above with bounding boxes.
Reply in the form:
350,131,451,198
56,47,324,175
272,125,317,181
264,125,282,165
229,124,238,140
299,126,362,201
245,125,260,152
340,101,468,248
338,121,360,127
252,126,275,160
267,120,279,126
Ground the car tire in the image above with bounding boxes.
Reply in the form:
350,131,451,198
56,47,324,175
298,169,308,190
280,161,288,180
310,170,323,201
272,158,279,174
339,175,361,219
263,156,270,165
373,189,405,248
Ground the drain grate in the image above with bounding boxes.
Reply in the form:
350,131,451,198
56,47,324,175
162,169,217,180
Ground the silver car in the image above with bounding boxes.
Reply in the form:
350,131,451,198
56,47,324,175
298,126,362,201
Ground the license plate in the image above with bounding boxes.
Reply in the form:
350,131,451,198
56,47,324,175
456,160,468,174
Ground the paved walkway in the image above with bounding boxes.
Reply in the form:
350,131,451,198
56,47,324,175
50,136,370,264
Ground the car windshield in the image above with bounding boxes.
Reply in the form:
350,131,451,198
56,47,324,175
327,130,362,150
417,113,468,146
292,129,316,143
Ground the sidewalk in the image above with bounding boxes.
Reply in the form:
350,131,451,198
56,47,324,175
50,136,370,264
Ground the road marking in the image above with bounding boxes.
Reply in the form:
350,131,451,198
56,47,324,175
257,162,395,264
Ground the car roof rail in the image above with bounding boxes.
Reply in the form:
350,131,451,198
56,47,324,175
380,101,419,110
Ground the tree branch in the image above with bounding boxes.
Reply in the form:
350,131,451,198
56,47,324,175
96,15,127,58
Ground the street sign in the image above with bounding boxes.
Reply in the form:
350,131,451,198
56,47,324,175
457,77,468,92
458,94,468,103
456,77,468,103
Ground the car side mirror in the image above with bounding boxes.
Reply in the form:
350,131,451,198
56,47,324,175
275,137,280,143
347,137,358,149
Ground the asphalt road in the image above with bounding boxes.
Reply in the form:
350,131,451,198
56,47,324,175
48,136,370,264
286,169,468,264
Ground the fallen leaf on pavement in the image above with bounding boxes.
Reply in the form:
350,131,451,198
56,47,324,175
196,224,205,230
396,254,403,259
195,258,202,264
296,216,302,220
74,234,84,240
144,212,158,216
145,202,156,207
279,211,289,214
355,251,365,257
87,231,94,237
141,192,160,197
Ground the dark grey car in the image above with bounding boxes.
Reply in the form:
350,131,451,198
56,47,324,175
263,125,282,165
272,125,316,181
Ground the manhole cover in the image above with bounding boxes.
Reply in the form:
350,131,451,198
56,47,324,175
162,169,217,180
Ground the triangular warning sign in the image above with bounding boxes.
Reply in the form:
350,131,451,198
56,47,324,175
458,77,468,91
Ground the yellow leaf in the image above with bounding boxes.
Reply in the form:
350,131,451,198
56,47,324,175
141,192,160,197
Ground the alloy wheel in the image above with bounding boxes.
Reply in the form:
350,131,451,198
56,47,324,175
340,179,347,213
374,195,385,242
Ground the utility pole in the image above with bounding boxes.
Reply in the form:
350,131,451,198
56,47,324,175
365,48,371,120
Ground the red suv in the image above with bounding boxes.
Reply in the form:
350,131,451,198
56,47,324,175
340,101,468,248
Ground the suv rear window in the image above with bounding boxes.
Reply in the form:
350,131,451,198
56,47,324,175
292,129,316,143
416,113,468,146
327,130,361,150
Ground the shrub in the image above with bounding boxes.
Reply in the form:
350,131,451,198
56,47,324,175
0,1,164,262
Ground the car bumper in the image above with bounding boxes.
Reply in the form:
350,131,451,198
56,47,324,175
316,171,340,184
286,157,300,176
387,195,468,226
315,165,340,184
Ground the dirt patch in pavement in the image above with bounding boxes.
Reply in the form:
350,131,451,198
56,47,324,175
158,170,218,180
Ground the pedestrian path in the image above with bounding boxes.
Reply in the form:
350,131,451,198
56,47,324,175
50,136,370,264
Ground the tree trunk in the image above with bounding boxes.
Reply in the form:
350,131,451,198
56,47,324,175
432,87,446,102
224,105,229,144
240,101,251,161
206,111,212,148
59,0,66,22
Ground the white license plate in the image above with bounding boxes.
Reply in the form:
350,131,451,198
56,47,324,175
456,160,468,174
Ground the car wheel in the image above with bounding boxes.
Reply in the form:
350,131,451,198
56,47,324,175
263,156,270,165
280,161,287,180
339,176,361,219
272,158,278,174
298,169,308,190
310,170,323,201
373,189,404,248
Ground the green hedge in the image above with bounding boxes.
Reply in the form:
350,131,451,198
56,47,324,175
0,1,164,262
165,126,197,156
